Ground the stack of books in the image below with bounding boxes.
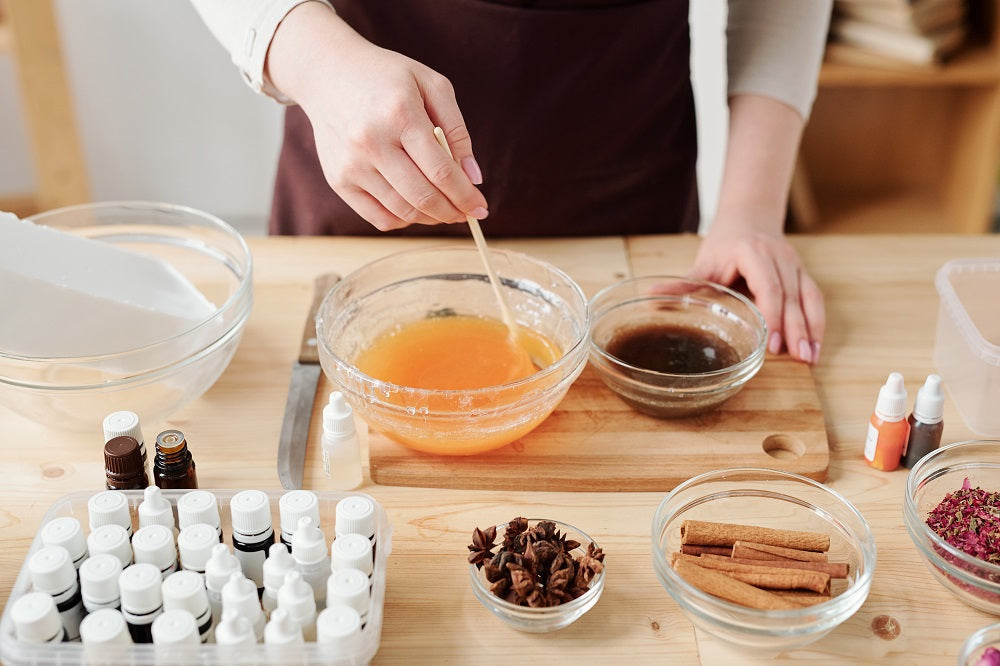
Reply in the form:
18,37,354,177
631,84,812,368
828,0,969,66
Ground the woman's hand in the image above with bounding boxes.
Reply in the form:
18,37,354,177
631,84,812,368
265,3,487,230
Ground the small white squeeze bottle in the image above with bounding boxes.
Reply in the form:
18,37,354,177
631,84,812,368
214,608,257,647
262,542,296,615
137,485,176,532
205,542,241,623
222,571,266,641
264,607,303,645
278,570,317,641
291,516,331,607
321,391,363,489
28,545,85,640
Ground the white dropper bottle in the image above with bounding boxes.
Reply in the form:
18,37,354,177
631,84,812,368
321,391,363,490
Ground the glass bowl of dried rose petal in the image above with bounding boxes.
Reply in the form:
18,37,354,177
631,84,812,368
960,622,1000,665
905,439,1000,615
468,517,606,632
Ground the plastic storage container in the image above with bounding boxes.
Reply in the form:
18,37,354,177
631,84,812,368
0,489,392,666
934,259,1000,436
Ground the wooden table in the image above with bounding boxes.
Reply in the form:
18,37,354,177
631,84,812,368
3,233,999,663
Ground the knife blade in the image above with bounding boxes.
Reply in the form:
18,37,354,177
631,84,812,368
277,272,341,490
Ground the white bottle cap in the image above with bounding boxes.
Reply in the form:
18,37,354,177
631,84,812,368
330,533,374,576
279,490,320,538
28,545,76,596
214,608,256,647
176,491,220,532
162,570,210,617
152,609,200,646
88,490,133,534
80,554,124,607
103,410,146,452
264,607,303,645
325,568,370,617
11,592,64,643
221,571,262,622
79,608,132,645
875,372,908,421
291,516,328,566
177,523,218,573
323,391,356,438
230,490,272,537
39,517,87,567
205,543,242,593
335,496,376,539
315,605,362,648
87,524,133,569
118,563,163,614
138,486,175,530
914,374,945,424
263,543,297,591
132,525,176,574
277,570,316,619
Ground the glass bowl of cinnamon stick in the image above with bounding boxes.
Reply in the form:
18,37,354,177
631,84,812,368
652,468,875,651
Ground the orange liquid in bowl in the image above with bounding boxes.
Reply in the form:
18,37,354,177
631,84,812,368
352,315,563,454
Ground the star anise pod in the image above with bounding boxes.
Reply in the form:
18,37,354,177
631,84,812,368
574,541,606,588
503,517,529,549
467,525,497,569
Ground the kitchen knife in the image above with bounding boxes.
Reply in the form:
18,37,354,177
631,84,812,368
277,272,341,490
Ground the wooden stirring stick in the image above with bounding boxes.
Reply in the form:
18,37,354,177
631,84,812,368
433,127,518,336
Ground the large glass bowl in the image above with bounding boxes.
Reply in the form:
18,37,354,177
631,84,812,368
904,439,1000,614
316,245,589,456
0,201,252,430
652,468,875,651
588,276,766,418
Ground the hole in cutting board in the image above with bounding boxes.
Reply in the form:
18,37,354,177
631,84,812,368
761,433,805,460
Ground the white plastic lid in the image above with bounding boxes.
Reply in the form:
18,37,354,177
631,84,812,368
277,570,316,619
118,563,163,614
28,545,76,596
87,524,133,569
315,605,362,647
152,609,200,646
230,490,272,536
80,554,124,605
177,523,218,572
278,490,320,537
221,571,262,621
291,516,328,566
132,524,176,573
325,568,370,617
264,607,303,645
103,410,145,447
913,374,945,424
335,496,376,539
138,486,175,530
176,491,220,531
263,543,297,591
39,516,87,565
88,490,132,534
79,608,132,645
323,391,356,438
11,592,64,643
205,542,242,593
161,570,210,617
875,372,908,421
330,533,374,576
214,608,256,647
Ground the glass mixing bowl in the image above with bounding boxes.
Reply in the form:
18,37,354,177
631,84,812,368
0,201,253,430
315,245,589,456
588,276,766,418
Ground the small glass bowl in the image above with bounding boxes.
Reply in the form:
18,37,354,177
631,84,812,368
961,622,1000,665
588,276,766,418
469,519,605,633
652,468,875,651
904,439,1000,614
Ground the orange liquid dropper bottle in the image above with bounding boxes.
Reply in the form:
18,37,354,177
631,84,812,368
864,372,910,471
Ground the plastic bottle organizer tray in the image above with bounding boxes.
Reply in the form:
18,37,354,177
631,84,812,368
0,489,392,666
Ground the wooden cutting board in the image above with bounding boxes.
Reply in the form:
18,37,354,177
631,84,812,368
352,354,829,492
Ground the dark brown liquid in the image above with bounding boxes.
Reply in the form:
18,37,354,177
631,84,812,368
605,324,740,374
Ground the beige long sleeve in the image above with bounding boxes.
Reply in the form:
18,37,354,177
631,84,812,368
727,0,833,120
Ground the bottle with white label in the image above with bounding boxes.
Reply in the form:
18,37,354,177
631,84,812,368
151,609,201,646
28,545,85,640
80,554,124,613
330,532,374,578
205,543,241,623
177,523,219,575
10,592,67,644
230,490,275,590
88,490,133,537
162,569,214,643
103,410,148,469
335,496,376,542
321,391,363,490
326,567,370,626
316,604,362,650
87,524,133,569
39,517,88,571
177,491,223,542
79,608,132,645
278,490,320,550
119,563,164,643
132,524,178,579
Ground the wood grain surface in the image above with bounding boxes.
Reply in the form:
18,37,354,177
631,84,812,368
3,234,1000,664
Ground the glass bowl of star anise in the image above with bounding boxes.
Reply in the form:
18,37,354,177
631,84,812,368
468,517,606,632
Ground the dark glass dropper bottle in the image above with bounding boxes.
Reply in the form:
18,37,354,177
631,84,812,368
153,429,198,490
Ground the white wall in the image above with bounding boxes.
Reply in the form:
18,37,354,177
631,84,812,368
0,1,727,233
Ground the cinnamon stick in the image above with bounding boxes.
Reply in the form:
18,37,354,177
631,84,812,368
671,553,830,594
672,558,801,611
772,590,833,605
680,544,732,557
680,520,830,552
732,540,829,562
725,556,848,579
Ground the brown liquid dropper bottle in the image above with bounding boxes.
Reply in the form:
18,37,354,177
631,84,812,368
153,429,198,490
104,436,149,490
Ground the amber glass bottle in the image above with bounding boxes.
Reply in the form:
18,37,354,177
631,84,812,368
153,430,198,489
104,435,149,490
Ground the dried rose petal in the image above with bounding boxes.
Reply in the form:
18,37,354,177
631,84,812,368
926,478,1000,564
976,646,1000,666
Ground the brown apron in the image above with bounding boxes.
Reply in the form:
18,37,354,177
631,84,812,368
271,0,698,237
